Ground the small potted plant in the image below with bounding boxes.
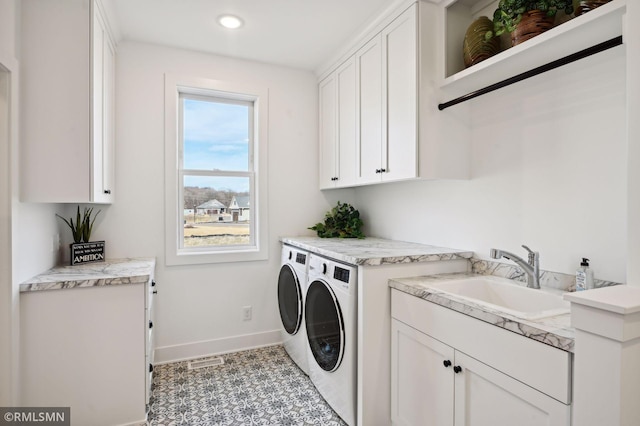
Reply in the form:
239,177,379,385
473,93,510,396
57,206,104,265
309,202,365,239
489,0,574,46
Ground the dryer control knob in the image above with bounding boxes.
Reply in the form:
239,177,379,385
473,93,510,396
322,263,327,274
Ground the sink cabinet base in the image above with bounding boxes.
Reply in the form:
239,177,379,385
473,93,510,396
391,289,572,425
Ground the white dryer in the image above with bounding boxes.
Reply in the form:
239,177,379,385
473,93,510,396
305,253,357,426
278,244,310,375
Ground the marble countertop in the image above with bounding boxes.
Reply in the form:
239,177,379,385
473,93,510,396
389,272,575,352
20,258,156,293
280,237,473,266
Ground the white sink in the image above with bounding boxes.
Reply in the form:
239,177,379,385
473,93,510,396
428,275,570,320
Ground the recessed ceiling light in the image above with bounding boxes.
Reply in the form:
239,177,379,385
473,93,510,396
218,15,243,29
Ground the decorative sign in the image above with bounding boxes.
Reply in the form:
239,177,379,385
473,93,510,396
70,241,106,265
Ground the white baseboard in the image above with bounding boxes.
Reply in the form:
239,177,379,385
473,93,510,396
154,329,282,364
117,419,147,426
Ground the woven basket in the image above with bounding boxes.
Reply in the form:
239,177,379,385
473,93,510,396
511,10,555,46
574,0,612,16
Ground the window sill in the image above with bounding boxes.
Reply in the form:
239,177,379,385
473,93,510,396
166,246,268,266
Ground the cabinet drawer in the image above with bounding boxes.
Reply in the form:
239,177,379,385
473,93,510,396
392,289,572,404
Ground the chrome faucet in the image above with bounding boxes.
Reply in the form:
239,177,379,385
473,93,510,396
490,245,540,289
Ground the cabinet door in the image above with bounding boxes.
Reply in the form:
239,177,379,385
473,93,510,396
20,0,91,202
145,278,156,405
383,5,417,182
356,34,383,185
454,351,571,426
319,74,337,189
102,30,116,200
391,319,455,426
336,57,357,188
92,3,115,203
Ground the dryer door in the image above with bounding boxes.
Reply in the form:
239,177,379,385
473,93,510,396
278,264,303,335
305,279,345,372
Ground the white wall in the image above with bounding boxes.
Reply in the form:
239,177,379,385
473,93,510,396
13,0,66,284
627,1,640,286
0,0,68,405
356,46,627,284
0,0,18,404
0,52,13,409
103,42,353,361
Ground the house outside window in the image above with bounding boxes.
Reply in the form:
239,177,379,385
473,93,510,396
165,75,269,265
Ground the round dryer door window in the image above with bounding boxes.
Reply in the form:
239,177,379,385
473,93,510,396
278,264,303,335
305,280,345,372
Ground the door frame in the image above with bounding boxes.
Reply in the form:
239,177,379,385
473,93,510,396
0,53,19,406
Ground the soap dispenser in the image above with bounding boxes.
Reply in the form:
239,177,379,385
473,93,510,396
576,258,595,291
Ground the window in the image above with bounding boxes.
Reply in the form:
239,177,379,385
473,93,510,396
180,95,253,249
165,75,268,265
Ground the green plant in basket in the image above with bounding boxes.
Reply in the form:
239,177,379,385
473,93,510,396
309,202,365,239
487,0,574,38
57,206,101,243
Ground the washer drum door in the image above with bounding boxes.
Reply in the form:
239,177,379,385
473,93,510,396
278,264,303,335
305,279,345,372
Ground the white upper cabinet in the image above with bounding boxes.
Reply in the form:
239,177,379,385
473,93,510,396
21,0,115,203
382,7,417,183
336,58,357,187
319,73,337,189
319,57,357,189
92,5,116,203
355,34,384,185
318,1,470,190
356,7,417,186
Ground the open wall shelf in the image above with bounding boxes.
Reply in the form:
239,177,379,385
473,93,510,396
439,0,627,102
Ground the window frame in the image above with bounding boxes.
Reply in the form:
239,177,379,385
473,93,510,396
178,93,255,251
164,74,269,265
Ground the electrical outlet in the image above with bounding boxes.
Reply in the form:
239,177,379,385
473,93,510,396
242,306,252,321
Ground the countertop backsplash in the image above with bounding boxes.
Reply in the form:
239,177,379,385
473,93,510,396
470,258,622,291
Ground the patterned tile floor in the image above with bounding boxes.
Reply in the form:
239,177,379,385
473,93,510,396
148,345,348,425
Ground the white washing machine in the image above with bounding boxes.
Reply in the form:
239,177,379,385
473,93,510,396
278,244,310,375
305,253,357,426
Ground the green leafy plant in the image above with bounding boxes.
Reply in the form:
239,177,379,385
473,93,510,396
81,207,101,243
487,0,574,38
56,206,101,243
309,202,365,239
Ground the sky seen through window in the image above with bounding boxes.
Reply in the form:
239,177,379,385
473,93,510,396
183,98,250,192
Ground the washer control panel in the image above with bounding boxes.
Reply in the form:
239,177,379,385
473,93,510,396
308,253,357,293
333,266,350,284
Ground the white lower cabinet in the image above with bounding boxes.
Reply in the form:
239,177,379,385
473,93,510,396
146,278,157,405
391,290,572,426
453,351,568,426
20,277,155,426
392,320,454,425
